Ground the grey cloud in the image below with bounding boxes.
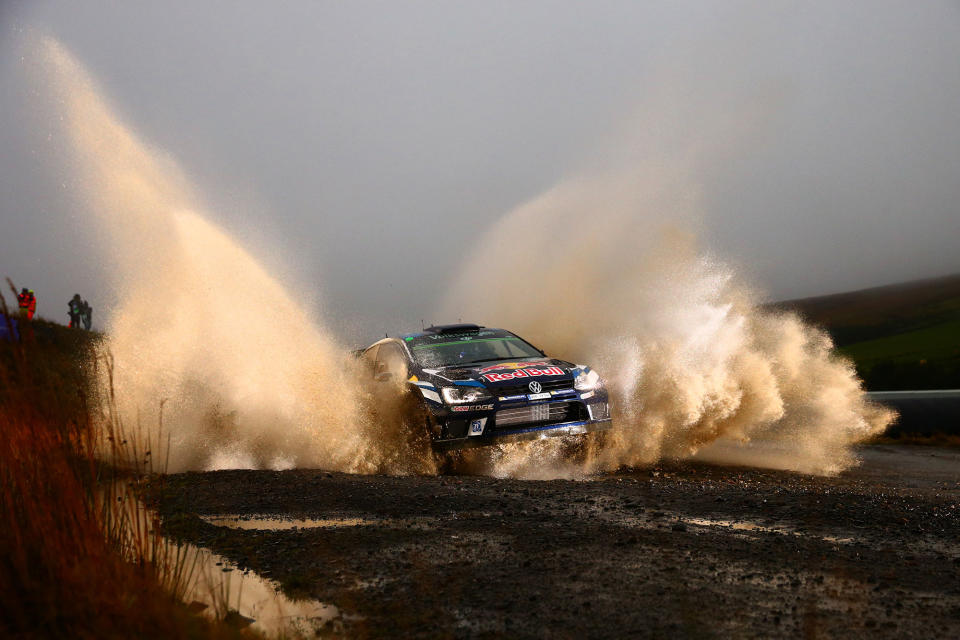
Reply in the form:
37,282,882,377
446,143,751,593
1,1,958,342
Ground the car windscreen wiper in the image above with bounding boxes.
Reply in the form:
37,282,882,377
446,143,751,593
462,356,538,365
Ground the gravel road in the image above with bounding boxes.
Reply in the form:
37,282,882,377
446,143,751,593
155,445,960,638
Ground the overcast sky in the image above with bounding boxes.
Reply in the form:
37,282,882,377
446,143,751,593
2,1,959,342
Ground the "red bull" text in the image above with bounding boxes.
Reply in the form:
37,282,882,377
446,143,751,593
481,366,565,383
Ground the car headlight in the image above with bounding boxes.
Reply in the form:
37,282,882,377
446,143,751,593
441,386,493,405
574,369,602,391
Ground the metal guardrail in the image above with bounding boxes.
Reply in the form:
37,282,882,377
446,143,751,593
866,389,960,436
867,389,960,401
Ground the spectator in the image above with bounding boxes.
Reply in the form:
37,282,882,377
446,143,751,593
17,288,37,320
81,299,93,331
68,294,83,329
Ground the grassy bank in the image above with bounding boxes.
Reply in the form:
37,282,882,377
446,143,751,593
0,294,252,639
777,273,960,390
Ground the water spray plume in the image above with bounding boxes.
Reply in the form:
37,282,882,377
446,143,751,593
37,36,436,474
39,35,891,478
443,170,894,476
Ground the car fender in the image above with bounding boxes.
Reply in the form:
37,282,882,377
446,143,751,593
408,378,442,405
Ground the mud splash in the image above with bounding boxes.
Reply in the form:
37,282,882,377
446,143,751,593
39,35,891,478
442,171,894,476
38,37,435,475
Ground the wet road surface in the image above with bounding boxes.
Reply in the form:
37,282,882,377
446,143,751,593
155,445,960,638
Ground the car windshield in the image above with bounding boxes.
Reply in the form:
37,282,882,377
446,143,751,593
407,331,544,368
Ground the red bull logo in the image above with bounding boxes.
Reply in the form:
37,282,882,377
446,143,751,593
481,366,565,383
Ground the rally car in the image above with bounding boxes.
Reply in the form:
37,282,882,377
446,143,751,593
358,324,612,450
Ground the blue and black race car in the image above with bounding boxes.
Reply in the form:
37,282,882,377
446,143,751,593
359,324,612,451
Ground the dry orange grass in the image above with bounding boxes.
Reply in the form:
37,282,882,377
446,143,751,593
0,284,253,639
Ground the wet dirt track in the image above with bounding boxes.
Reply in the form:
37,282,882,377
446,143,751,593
155,445,960,639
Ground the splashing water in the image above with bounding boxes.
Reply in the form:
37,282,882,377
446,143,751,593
40,36,891,477
442,171,894,476
38,37,438,474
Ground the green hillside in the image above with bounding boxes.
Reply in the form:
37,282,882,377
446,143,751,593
775,274,960,390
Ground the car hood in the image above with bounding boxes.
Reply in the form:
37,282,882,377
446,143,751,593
429,358,578,388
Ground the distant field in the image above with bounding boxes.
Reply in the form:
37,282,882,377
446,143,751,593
841,319,960,366
776,274,960,390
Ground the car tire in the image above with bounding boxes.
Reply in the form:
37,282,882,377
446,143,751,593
418,401,459,473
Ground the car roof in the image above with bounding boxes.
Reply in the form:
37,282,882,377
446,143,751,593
400,323,490,341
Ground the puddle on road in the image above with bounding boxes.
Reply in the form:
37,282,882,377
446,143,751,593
200,513,444,531
591,506,864,547
183,542,345,636
111,483,348,636
684,516,778,533
202,515,377,530
682,516,856,544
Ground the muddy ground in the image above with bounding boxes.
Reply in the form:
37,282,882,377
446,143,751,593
154,445,960,639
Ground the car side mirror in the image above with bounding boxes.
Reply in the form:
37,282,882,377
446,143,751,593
375,371,394,383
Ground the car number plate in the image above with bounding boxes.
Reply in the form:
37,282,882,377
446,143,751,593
527,392,551,401
531,404,550,421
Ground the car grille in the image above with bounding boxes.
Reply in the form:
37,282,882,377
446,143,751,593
495,402,583,427
493,379,573,398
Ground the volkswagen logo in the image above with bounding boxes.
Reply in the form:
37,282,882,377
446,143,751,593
528,381,542,393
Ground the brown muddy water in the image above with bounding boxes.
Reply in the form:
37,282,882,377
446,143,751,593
153,444,960,639
176,541,344,636
41,35,891,483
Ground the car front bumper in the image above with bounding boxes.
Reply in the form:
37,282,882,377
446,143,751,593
432,416,613,451
429,388,612,451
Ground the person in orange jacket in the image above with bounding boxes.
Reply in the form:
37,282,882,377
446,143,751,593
17,288,37,320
